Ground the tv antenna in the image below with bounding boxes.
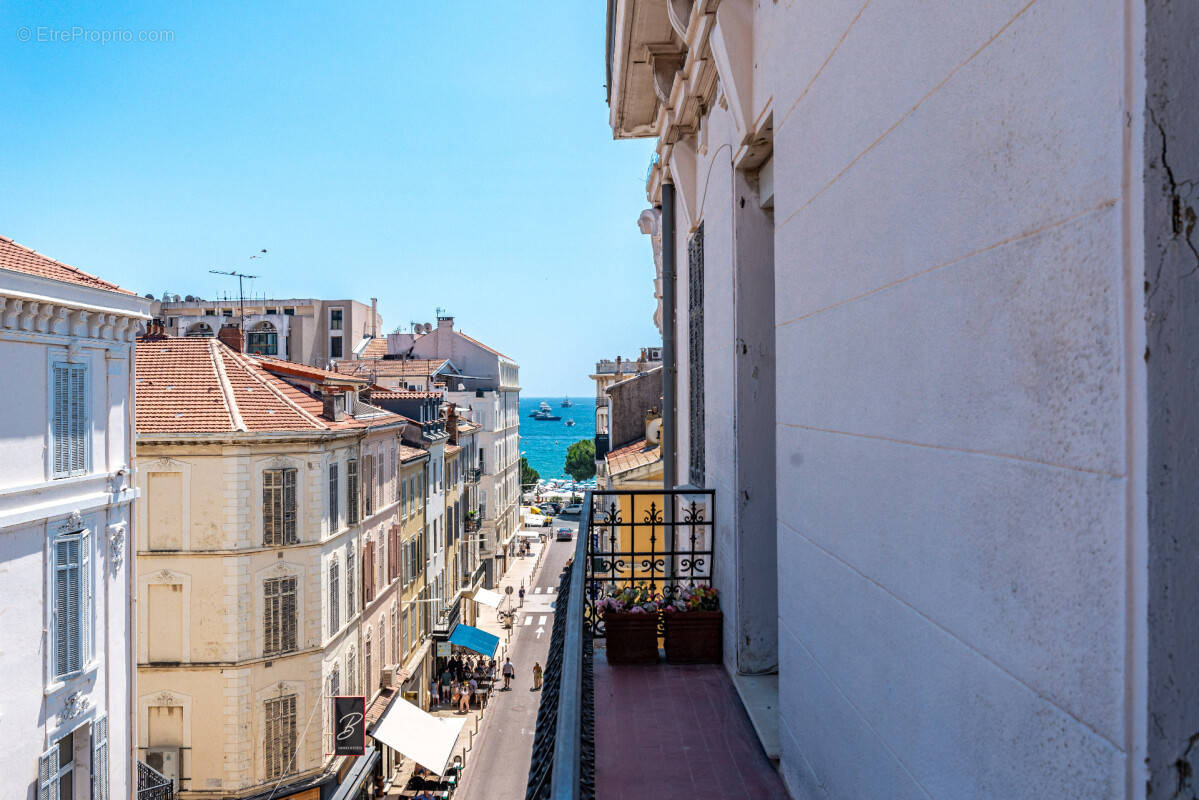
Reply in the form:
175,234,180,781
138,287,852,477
210,250,267,339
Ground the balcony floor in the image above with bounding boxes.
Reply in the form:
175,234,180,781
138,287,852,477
594,651,789,799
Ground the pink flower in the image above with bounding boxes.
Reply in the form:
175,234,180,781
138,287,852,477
629,606,645,614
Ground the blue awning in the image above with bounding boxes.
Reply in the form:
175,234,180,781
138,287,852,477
448,624,499,658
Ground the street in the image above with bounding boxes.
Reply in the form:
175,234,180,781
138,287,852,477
455,516,578,800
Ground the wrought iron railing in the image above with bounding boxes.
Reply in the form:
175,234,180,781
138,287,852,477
465,514,481,533
585,489,715,637
534,488,716,800
137,760,174,800
465,467,482,484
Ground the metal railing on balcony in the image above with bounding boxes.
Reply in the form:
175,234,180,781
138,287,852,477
465,513,481,533
137,760,174,800
530,488,715,800
465,466,482,484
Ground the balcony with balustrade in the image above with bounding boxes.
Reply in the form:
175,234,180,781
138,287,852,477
137,760,174,800
526,489,785,799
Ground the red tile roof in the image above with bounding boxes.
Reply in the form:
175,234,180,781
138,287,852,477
400,445,428,462
360,338,388,359
605,438,662,476
252,355,367,385
136,337,399,434
0,235,133,294
335,358,450,380
444,443,463,457
455,330,511,360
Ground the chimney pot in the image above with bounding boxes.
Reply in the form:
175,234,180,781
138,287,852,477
218,323,243,352
322,392,346,422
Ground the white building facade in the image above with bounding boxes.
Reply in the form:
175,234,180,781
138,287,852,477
388,316,520,585
607,1,1199,798
0,237,150,800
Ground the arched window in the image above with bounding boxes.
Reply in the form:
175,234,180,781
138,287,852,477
247,321,278,356
363,630,372,698
377,614,386,672
185,322,214,338
345,646,357,695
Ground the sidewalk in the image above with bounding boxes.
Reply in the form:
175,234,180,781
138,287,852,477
475,535,548,652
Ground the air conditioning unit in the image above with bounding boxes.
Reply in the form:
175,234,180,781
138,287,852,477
146,747,181,790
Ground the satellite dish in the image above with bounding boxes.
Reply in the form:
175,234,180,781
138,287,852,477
185,295,195,301
173,295,181,302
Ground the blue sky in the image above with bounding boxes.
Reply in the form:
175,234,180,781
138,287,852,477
0,2,658,396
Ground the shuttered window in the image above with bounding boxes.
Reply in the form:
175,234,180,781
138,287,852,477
329,665,340,700
263,469,297,546
328,463,339,532
264,694,297,781
91,715,109,800
263,576,297,656
53,529,91,678
328,558,340,634
38,744,61,800
364,636,372,696
347,458,360,525
363,454,375,517
345,544,355,615
688,222,706,487
51,362,88,478
391,606,399,663
346,647,356,695
362,540,375,603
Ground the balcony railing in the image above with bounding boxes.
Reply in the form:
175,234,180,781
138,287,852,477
529,488,715,800
465,467,482,484
137,760,174,800
465,514,481,533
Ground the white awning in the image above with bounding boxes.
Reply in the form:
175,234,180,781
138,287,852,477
371,697,466,775
472,587,503,608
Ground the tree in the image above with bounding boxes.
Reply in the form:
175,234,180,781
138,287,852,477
563,439,596,481
520,456,540,488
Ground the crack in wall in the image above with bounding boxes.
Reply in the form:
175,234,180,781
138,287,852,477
1147,108,1199,322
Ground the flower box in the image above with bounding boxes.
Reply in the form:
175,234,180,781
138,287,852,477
603,611,660,665
663,610,723,664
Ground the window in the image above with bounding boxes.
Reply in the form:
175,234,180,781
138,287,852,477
391,606,399,663
363,454,374,517
328,463,339,532
362,539,375,603
329,308,344,331
222,309,233,317
346,647,357,695
204,308,215,316
263,576,297,656
401,475,408,519
263,468,297,546
347,458,359,525
283,307,295,316
330,336,344,359
688,222,706,486
328,558,340,635
264,694,297,781
52,527,91,678
92,715,109,800
51,361,88,478
246,321,278,356
377,617,385,676
378,457,385,508
364,635,372,697
403,609,411,656
39,730,76,800
346,544,356,615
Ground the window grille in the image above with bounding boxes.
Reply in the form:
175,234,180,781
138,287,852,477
263,576,297,656
92,715,109,800
51,362,88,478
263,468,297,546
263,694,297,781
688,222,706,487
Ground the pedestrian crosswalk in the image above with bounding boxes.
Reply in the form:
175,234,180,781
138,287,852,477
531,586,555,594
521,611,553,625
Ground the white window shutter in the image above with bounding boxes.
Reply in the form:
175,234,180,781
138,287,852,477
92,714,110,800
38,746,60,800
81,529,92,664
68,364,87,474
52,365,69,476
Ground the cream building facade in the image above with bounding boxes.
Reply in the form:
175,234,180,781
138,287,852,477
135,335,402,799
0,236,151,800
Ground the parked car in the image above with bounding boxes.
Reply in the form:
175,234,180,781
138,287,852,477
542,516,553,527
555,527,573,541
542,502,562,515
562,503,583,516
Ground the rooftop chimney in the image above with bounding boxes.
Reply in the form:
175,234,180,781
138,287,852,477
218,323,243,353
437,315,454,330
371,298,378,338
447,403,459,443
322,392,346,422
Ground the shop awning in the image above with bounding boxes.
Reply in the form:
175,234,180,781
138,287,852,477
448,624,500,658
472,588,503,608
371,698,465,776
328,747,380,800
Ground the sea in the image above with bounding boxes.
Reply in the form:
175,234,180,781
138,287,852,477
519,396,596,481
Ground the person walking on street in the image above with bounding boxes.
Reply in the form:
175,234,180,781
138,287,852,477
532,661,543,691
502,657,515,690
518,584,526,607
459,680,471,713
430,679,440,709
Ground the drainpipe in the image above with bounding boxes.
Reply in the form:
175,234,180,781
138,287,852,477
661,183,677,560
